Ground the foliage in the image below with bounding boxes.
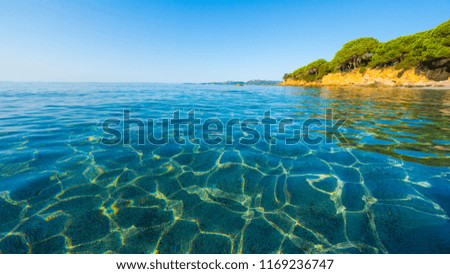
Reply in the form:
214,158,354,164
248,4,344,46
284,59,331,82
370,34,421,68
370,20,450,69
417,19,450,60
283,19,450,81
330,37,380,71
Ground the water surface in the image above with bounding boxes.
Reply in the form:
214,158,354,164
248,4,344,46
0,83,449,254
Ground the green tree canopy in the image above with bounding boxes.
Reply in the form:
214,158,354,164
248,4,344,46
330,37,380,71
283,19,450,82
284,59,331,82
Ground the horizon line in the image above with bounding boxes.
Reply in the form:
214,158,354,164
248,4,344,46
0,80,282,84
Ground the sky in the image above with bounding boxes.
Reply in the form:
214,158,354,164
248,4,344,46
0,0,449,83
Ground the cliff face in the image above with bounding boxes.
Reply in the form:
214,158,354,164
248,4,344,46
416,58,450,81
281,67,450,88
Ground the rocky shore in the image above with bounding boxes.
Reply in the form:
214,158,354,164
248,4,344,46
281,67,450,88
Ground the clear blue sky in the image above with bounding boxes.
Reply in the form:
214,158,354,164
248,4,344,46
0,0,449,82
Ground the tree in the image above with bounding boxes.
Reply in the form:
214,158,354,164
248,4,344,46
330,37,380,71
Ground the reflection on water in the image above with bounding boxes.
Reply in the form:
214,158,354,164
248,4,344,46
317,87,450,166
0,83,449,254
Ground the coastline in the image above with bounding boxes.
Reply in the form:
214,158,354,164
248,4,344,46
280,67,450,89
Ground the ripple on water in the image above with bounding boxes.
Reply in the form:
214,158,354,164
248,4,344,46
0,83,449,254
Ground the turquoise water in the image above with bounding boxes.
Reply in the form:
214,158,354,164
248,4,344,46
0,82,449,254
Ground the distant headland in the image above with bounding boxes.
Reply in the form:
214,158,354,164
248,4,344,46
198,80,281,86
282,19,450,88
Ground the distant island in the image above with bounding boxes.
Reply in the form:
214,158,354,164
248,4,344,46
199,80,281,86
282,19,450,88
